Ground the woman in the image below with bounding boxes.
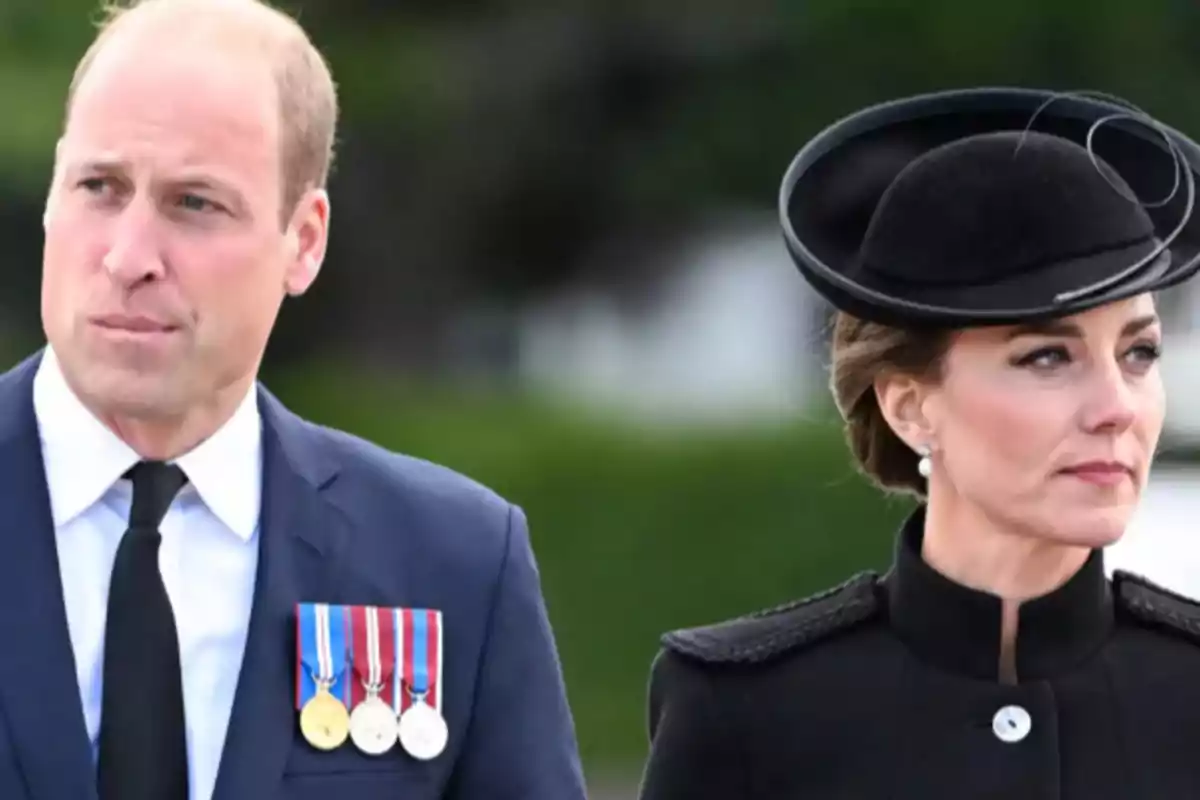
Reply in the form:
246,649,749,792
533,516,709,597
638,88,1200,799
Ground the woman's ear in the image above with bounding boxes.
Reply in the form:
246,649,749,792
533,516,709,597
874,371,937,453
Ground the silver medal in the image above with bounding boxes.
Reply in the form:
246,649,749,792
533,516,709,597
397,700,448,760
349,695,398,756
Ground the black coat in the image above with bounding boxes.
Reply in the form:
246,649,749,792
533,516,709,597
638,510,1200,799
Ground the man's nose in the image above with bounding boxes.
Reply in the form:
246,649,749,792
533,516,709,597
102,200,167,287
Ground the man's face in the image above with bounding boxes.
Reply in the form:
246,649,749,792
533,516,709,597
42,30,322,422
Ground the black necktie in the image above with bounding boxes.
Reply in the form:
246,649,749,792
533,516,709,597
97,461,190,800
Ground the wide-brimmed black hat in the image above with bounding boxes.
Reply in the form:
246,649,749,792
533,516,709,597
779,87,1200,327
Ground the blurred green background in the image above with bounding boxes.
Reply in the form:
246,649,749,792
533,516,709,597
8,0,1200,792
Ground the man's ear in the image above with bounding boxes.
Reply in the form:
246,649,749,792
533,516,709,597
283,187,330,297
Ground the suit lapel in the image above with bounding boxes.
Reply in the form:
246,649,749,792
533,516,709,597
211,387,346,800
0,354,98,800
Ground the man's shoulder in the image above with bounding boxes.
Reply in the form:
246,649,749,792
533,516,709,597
0,352,42,404
298,416,515,531
312,418,502,496
260,388,520,578
285,413,522,584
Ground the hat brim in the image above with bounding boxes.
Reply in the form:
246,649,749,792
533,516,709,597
779,87,1200,327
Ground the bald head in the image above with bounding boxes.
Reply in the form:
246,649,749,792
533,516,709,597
65,0,337,215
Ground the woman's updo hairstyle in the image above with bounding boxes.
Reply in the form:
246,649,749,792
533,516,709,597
828,312,951,497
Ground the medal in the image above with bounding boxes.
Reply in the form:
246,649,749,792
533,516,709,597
398,698,449,761
300,684,351,750
351,695,398,755
348,605,398,756
397,608,448,760
296,603,351,750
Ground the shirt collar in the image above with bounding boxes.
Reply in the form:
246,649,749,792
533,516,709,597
883,506,1114,682
33,346,262,540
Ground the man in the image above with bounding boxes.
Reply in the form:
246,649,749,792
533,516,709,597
1,0,588,798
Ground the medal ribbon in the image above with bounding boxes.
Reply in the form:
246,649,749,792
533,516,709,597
399,608,443,712
296,603,349,710
350,605,397,708
430,610,443,712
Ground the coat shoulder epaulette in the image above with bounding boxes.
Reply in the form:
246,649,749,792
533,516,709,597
1113,569,1200,645
660,571,883,666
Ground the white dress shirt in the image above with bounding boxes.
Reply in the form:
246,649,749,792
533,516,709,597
33,346,262,800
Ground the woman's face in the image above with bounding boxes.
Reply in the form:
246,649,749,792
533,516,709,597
919,294,1165,547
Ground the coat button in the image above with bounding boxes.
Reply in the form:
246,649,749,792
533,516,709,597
992,705,1032,743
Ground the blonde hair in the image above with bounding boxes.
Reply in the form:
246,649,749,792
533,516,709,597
64,0,338,218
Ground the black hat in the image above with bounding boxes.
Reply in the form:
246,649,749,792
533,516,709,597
779,87,1200,328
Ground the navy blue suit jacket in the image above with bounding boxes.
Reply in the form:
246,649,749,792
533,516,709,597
0,353,587,799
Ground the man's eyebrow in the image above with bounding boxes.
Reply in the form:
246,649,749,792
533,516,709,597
172,174,236,191
64,160,242,196
68,155,131,174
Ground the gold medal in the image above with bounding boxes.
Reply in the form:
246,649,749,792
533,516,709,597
300,685,350,750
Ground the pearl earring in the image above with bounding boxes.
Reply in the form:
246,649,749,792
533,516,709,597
917,446,932,478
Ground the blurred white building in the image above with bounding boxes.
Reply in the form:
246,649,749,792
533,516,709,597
515,215,827,425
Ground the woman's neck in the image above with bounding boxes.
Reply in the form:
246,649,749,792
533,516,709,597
921,494,1092,683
